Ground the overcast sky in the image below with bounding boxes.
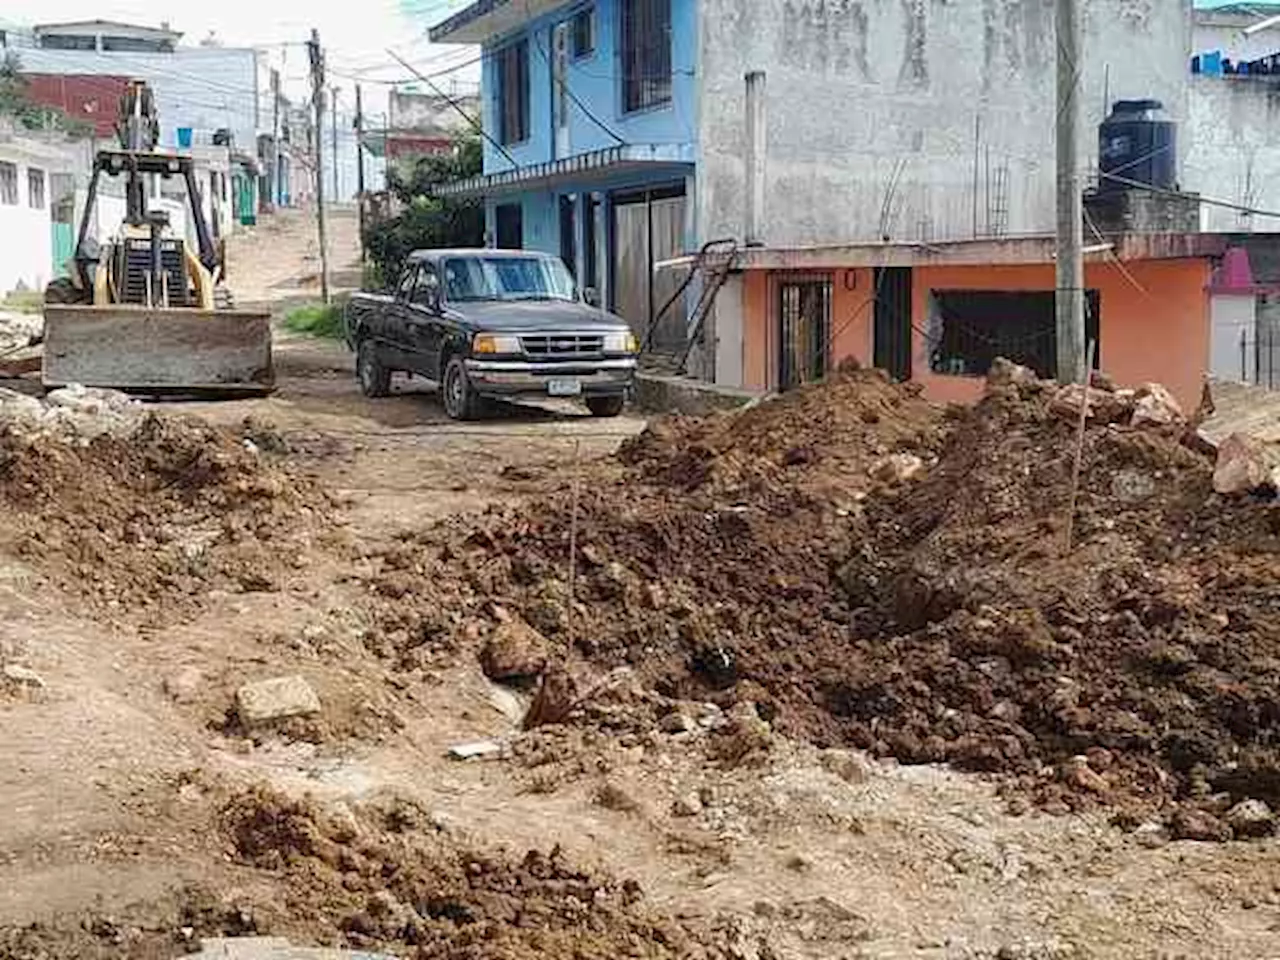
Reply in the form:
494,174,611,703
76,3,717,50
1,0,480,98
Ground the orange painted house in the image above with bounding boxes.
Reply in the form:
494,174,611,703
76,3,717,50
717,233,1231,412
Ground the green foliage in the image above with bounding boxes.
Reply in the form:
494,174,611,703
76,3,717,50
0,52,94,138
363,137,484,288
283,302,347,339
0,289,44,314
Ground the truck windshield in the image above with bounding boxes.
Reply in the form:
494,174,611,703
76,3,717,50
442,256,577,302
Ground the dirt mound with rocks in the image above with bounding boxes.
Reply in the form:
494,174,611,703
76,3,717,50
215,785,737,958
0,406,331,612
619,366,945,500
354,370,1280,834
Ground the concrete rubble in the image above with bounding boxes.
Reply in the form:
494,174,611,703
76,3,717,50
235,675,322,726
1212,432,1280,495
0,384,142,439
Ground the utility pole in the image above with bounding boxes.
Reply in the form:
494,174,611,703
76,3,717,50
308,28,330,304
269,67,280,211
1055,0,1084,385
330,85,340,200
355,83,367,264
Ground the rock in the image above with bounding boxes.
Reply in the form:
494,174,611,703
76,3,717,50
819,748,872,785
448,739,503,761
1089,370,1118,392
1213,433,1280,495
659,710,695,734
0,388,45,426
162,666,204,704
2,663,45,689
986,357,1039,390
1170,808,1232,842
480,618,548,683
235,675,321,726
1050,384,1134,424
1225,799,1276,839
671,792,703,817
1132,821,1170,849
869,453,925,484
1110,469,1156,504
1061,757,1109,794
1131,382,1184,427
521,665,577,730
486,684,526,724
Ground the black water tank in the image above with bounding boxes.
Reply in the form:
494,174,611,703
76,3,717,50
1098,99,1177,194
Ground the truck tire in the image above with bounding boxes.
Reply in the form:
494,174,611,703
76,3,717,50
442,356,479,421
586,395,626,418
357,339,392,398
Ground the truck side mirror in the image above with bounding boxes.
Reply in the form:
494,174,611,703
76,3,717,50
583,287,601,307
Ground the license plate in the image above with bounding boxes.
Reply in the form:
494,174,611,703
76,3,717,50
547,378,582,397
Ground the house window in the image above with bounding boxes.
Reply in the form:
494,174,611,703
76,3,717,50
621,0,672,113
929,290,1101,378
572,7,595,59
0,163,16,205
495,203,524,249
778,275,833,390
28,168,45,209
496,38,530,146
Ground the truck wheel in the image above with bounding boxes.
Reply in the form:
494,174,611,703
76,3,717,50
357,340,391,398
586,395,626,418
442,356,478,420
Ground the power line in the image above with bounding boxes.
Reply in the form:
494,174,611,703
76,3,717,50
1098,169,1280,219
385,47,519,167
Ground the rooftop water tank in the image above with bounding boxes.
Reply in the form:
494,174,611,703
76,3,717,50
1098,99,1177,194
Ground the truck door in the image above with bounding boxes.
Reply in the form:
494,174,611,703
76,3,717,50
406,263,444,380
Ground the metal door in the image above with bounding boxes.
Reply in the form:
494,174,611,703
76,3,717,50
552,22,571,159
873,267,912,381
778,276,832,390
611,188,687,346
649,195,687,351
612,200,649,334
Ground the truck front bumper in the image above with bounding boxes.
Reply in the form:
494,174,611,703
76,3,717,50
464,357,636,398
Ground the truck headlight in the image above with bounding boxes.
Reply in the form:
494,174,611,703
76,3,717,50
605,331,639,354
473,333,522,355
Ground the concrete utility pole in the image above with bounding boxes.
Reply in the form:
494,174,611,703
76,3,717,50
330,85,340,200
308,28,331,304
269,67,280,210
744,71,767,247
355,83,367,264
1055,0,1085,384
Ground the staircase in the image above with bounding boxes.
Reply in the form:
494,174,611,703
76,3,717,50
641,238,738,376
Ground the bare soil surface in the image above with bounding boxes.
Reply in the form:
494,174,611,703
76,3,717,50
1,226,1278,959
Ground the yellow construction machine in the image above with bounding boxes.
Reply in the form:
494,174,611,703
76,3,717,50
42,80,273,395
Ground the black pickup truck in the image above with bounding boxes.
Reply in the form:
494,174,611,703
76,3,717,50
344,249,638,419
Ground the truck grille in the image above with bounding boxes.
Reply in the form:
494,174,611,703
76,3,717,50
520,334,604,358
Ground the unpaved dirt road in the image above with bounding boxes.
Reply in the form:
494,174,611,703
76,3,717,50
1,217,1277,960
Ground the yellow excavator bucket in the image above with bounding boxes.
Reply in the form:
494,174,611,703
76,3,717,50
42,305,274,396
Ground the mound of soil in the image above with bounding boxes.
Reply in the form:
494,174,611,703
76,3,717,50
619,367,945,499
358,372,1280,829
216,785,722,958
0,413,330,611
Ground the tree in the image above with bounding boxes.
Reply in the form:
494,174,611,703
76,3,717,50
0,52,93,137
363,136,484,287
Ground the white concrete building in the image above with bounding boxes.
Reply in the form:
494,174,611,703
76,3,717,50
0,123,82,295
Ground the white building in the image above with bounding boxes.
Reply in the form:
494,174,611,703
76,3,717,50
0,122,83,295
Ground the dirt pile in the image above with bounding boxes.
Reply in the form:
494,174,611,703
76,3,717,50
215,785,734,958
619,366,945,500
0,409,331,611
356,370,1280,830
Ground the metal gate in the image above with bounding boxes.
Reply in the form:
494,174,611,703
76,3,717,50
873,266,912,381
610,186,686,348
778,275,832,390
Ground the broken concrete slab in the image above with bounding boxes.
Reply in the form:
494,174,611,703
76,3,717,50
447,739,504,761
235,675,321,725
1212,433,1280,495
1131,382,1184,427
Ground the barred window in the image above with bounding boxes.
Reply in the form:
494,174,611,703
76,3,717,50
621,0,671,113
496,38,530,145
572,7,595,59
28,167,46,209
0,163,16,205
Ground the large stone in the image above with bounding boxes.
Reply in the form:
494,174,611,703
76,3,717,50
1212,433,1278,495
1131,382,1185,427
1170,808,1232,842
868,453,925,485
1049,384,1134,424
986,357,1039,390
1225,799,1276,839
480,618,548,683
235,675,321,726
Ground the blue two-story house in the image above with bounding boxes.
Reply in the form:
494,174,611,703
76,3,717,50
429,0,698,336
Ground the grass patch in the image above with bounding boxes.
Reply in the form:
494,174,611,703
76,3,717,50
1,289,45,314
283,301,346,339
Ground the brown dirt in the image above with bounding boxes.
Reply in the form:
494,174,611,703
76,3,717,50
352,369,1280,831
0,413,334,615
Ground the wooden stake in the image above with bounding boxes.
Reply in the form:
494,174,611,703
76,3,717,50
1064,338,1098,554
566,439,582,649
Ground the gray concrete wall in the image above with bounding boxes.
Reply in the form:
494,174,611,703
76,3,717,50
1183,75,1280,233
697,0,1192,247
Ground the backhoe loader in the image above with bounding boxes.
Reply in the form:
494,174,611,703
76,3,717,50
42,80,273,395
